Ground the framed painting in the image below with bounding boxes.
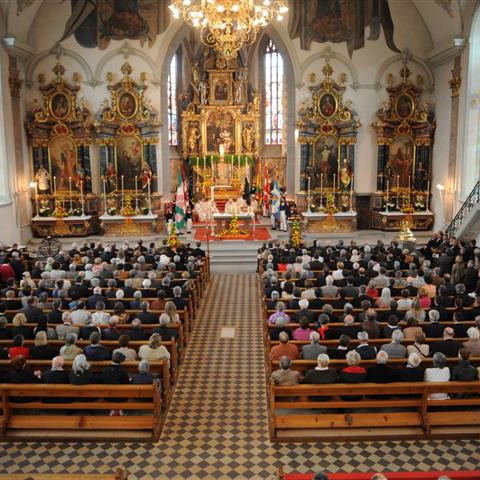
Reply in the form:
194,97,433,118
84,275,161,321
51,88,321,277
318,92,337,118
118,91,137,119
205,110,235,154
115,135,143,189
395,93,414,119
209,72,232,105
50,93,70,120
48,136,77,191
313,135,339,188
388,136,415,188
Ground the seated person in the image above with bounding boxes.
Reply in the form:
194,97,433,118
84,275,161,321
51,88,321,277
271,355,301,386
424,352,450,400
69,353,97,385
84,331,111,361
328,334,351,359
301,331,326,360
380,329,407,358
8,335,30,359
269,331,299,361
398,352,424,382
292,317,313,341
138,333,171,366
153,313,178,341
366,351,398,383
30,331,58,360
355,331,377,360
339,350,367,384
59,333,83,360
451,348,478,381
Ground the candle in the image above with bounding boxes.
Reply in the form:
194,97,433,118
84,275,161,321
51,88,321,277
121,175,125,209
53,176,57,196
426,180,430,211
68,177,72,213
147,178,152,214
237,155,240,170
350,174,354,194
34,181,39,217
386,179,390,209
196,156,199,170
320,173,323,193
333,174,336,195
396,175,400,203
203,155,206,171
103,177,107,215
80,180,84,215
408,175,411,202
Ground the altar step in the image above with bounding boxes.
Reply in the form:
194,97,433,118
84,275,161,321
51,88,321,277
207,240,261,273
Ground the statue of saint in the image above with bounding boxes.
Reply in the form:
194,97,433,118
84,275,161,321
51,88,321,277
242,124,255,153
199,79,208,105
35,166,50,193
234,76,244,105
340,158,352,190
187,123,201,154
190,64,201,104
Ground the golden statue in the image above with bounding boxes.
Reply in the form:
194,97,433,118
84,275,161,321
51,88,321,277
242,123,255,153
340,158,352,190
187,122,201,154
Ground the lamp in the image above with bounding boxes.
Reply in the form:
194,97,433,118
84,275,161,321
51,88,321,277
169,0,288,61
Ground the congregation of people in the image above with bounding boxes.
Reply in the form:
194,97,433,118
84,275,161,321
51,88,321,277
260,232,480,394
0,239,206,407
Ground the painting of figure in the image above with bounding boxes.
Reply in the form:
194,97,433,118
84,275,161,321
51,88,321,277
314,135,338,188
206,111,235,153
49,136,77,191
116,135,143,189
319,93,337,118
214,80,228,101
388,136,414,188
51,93,70,119
118,92,137,118
396,94,414,118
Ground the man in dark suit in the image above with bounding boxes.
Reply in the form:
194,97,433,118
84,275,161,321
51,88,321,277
303,353,338,384
84,331,111,361
137,301,158,324
171,286,188,310
102,317,121,341
19,296,43,323
355,331,377,360
430,327,462,357
341,276,358,299
86,287,108,309
100,352,130,385
398,352,424,382
424,310,446,338
292,299,316,323
127,318,149,341
366,351,398,382
42,356,69,384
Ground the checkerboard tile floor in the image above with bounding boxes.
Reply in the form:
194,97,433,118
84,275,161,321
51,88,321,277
1,274,479,479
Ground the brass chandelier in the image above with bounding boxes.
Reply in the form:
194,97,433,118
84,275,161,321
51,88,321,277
169,0,288,61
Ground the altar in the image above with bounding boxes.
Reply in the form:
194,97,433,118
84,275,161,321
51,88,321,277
371,211,434,231
99,214,159,236
31,215,100,237
302,211,357,233
213,212,255,234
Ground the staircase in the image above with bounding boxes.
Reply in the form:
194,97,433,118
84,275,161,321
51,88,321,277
446,180,480,239
207,240,261,273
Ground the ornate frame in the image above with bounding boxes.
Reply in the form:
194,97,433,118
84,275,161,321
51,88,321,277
297,64,360,193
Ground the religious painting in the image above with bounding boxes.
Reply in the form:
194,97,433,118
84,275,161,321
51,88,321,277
388,136,415,189
313,135,339,188
395,94,414,119
288,0,399,58
49,136,78,191
50,93,70,120
206,110,235,154
209,72,232,105
118,91,137,119
115,135,143,189
318,93,337,118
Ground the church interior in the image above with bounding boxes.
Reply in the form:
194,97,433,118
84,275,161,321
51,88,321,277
0,0,480,479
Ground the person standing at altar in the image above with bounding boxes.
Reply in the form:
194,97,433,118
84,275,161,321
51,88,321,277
185,205,193,234
279,196,288,232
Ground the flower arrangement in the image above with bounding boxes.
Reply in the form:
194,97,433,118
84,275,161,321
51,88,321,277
70,207,82,216
323,193,338,215
401,202,415,214
220,214,249,238
106,207,117,216
39,201,52,217
120,194,135,216
53,199,68,218
290,218,302,249
413,198,425,211
168,224,180,249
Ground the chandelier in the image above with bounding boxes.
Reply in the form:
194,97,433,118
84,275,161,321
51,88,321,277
169,0,288,61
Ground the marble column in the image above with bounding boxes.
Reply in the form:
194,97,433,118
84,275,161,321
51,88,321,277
446,55,462,224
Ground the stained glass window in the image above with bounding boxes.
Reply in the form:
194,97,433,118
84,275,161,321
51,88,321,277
167,54,178,146
264,39,284,145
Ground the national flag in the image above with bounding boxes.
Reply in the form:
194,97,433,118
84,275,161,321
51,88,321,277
262,165,270,208
271,180,281,219
174,172,186,231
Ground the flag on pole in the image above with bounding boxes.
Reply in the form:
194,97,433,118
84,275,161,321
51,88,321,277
262,165,270,208
271,180,281,219
174,172,186,232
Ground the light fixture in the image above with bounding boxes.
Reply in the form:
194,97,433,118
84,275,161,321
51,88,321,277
169,0,288,61
436,183,445,191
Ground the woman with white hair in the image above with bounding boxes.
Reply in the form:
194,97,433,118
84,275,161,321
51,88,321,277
398,352,424,381
375,287,392,308
463,327,480,356
425,352,450,400
69,354,96,385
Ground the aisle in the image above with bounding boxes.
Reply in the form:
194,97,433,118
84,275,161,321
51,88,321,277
1,273,479,479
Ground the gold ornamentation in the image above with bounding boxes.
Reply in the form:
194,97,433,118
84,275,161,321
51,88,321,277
449,71,461,98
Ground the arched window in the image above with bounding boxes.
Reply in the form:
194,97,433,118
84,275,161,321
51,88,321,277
167,53,178,146
264,39,284,145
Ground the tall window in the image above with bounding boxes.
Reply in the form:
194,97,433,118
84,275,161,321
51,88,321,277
264,39,284,145
167,53,178,146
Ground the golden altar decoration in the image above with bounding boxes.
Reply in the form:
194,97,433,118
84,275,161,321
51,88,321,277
371,63,435,231
181,48,260,200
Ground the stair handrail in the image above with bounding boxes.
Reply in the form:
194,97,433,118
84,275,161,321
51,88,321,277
445,180,480,237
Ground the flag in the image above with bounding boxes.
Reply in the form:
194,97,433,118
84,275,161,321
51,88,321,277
174,172,186,231
271,180,281,219
262,165,270,209
243,176,251,205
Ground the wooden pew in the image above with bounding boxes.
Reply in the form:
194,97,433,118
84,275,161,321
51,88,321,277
269,381,480,442
0,383,162,441
0,359,170,403
0,338,178,384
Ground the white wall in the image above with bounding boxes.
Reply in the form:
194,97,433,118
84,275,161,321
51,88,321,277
2,0,469,236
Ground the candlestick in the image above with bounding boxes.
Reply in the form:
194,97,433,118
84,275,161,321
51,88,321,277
333,174,336,196
103,177,108,216
34,181,39,217
425,180,430,212
53,176,57,196
408,175,411,202
147,178,152,215
68,177,73,214
135,176,138,213
396,175,400,204
385,180,390,212
121,175,125,209
350,174,354,212
80,180,85,216
307,176,311,213
320,173,324,207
